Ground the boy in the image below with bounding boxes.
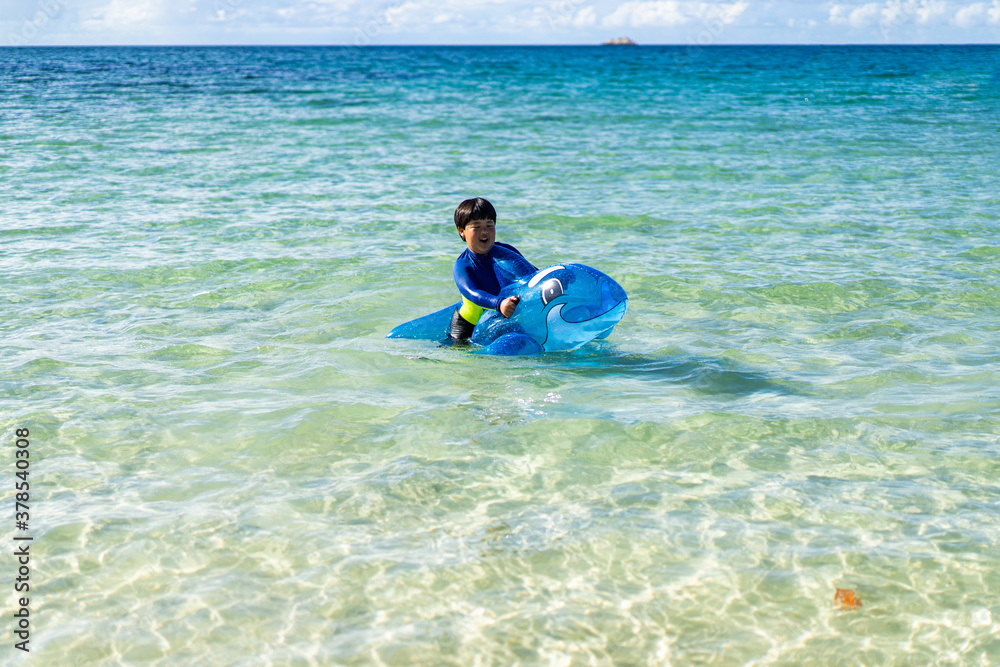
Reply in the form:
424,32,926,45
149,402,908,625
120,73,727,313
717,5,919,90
449,197,537,341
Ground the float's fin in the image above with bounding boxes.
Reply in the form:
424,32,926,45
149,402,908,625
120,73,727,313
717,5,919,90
386,303,459,340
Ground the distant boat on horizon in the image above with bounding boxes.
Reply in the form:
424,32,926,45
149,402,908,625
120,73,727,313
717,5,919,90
602,36,637,46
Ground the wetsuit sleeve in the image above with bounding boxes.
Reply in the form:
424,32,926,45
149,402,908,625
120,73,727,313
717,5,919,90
454,260,503,311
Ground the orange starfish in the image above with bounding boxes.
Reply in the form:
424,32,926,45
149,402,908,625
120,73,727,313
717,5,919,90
834,588,862,610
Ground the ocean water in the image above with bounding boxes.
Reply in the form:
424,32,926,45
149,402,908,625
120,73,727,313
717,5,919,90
2,45,1000,665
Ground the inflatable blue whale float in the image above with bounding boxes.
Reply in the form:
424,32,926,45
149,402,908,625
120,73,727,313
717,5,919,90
387,263,628,355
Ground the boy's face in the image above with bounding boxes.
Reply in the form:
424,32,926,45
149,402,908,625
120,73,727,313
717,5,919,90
460,219,496,255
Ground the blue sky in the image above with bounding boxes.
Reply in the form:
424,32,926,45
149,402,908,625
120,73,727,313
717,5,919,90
4,0,1000,46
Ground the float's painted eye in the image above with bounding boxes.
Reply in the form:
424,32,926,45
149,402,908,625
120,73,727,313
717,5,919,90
540,278,564,305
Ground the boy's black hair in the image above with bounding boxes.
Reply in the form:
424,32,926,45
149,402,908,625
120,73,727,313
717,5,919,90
454,197,497,233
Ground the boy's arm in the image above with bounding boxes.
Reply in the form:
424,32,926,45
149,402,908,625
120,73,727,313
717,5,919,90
454,262,503,312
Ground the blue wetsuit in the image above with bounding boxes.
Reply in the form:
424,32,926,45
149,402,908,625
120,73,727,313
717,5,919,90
452,243,537,332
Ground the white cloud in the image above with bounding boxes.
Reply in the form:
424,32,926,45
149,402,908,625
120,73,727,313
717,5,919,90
383,2,422,26
879,0,911,27
574,6,599,27
953,2,987,26
990,0,1000,22
951,0,1000,25
915,0,950,23
533,1,599,29
82,0,163,30
704,1,749,23
604,1,688,27
602,1,748,29
829,3,881,28
829,0,1000,32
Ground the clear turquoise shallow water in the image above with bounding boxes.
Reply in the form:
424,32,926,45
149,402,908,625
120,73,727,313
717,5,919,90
2,45,1000,664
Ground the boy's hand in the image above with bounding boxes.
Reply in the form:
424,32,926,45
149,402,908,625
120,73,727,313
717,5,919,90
500,296,520,318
